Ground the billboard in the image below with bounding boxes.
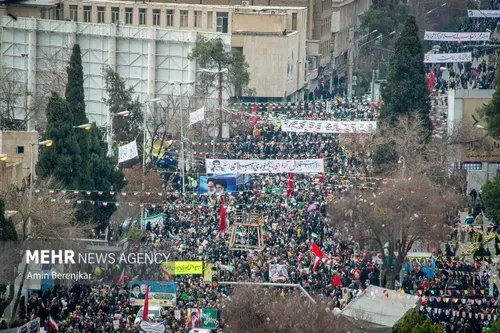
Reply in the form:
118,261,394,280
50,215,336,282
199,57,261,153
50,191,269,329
129,281,177,307
199,174,237,195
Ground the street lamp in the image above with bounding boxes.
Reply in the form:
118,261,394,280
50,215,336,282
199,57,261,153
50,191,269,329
106,110,130,157
28,139,53,235
166,81,196,194
348,29,379,98
425,3,447,15
0,154,7,162
73,124,92,130
199,68,229,154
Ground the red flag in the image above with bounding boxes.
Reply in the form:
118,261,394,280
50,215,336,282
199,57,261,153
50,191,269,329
286,173,294,198
312,243,323,257
142,285,149,322
219,196,227,231
251,101,258,127
427,70,436,91
333,274,342,287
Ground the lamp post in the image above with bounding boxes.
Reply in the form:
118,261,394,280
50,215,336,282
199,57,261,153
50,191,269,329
167,81,195,194
106,110,130,157
348,29,378,98
28,140,53,236
199,68,228,155
0,154,7,161
398,155,406,283
73,123,92,130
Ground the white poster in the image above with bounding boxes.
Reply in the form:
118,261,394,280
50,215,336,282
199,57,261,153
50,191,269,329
270,264,289,282
140,321,166,333
189,107,205,126
424,52,472,63
118,140,139,163
468,10,500,18
205,159,324,174
281,120,377,134
424,31,490,42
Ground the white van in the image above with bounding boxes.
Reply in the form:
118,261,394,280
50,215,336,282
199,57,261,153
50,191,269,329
134,305,165,324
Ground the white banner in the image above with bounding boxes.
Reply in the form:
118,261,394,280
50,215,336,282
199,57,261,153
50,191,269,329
424,31,490,42
141,213,164,230
140,321,166,333
281,120,377,134
206,159,324,174
189,107,205,126
118,140,139,163
424,52,472,63
468,10,500,18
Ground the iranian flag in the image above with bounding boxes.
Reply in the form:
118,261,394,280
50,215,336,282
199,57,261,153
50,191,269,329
142,285,149,322
251,101,258,127
312,243,324,272
49,315,58,331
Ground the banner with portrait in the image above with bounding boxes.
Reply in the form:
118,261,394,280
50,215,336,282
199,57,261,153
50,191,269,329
468,10,500,18
185,308,218,330
424,31,490,41
205,159,324,174
424,52,472,63
199,174,237,195
0,318,39,333
270,264,289,282
281,120,377,134
129,281,177,307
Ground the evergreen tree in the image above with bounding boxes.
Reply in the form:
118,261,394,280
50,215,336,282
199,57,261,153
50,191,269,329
38,92,80,187
0,198,17,241
102,66,144,150
396,310,425,333
66,44,91,186
482,175,500,224
381,16,432,136
481,70,500,139
411,320,444,333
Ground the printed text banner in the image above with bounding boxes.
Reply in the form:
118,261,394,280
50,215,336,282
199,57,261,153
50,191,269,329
424,31,490,42
118,140,139,163
281,120,377,134
424,52,472,63
162,261,204,275
468,10,500,18
189,106,205,126
205,159,325,174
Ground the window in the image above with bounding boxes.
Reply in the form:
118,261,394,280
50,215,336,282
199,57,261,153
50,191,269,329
69,5,78,21
97,7,105,23
111,7,119,24
139,8,146,25
207,11,213,29
40,9,46,19
83,6,91,22
16,146,24,154
216,12,228,33
125,8,133,24
153,9,161,26
194,11,201,28
180,10,188,27
166,9,173,26
292,13,297,30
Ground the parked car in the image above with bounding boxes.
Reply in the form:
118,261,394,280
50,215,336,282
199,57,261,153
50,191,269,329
134,305,165,324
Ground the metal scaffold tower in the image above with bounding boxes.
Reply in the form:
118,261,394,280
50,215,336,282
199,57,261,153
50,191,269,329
229,208,264,251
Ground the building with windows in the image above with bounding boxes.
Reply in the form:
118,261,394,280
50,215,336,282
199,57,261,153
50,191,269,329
0,131,38,190
1,3,308,127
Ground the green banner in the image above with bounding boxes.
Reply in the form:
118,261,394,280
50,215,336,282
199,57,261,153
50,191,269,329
201,308,218,329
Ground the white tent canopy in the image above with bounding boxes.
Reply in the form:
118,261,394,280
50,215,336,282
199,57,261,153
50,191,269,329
340,285,421,333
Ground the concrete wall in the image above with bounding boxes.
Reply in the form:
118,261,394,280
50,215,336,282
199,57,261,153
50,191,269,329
0,131,38,180
232,12,286,33
0,161,24,192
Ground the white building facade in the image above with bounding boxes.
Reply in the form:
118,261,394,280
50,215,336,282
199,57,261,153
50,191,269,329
1,16,229,125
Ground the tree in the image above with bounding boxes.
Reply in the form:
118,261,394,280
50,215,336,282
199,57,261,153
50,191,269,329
0,198,17,318
65,44,91,186
411,320,444,333
222,287,358,333
188,36,252,138
396,310,425,333
381,16,432,136
38,92,80,187
480,69,500,139
328,173,459,289
361,9,395,37
102,66,144,156
482,175,500,224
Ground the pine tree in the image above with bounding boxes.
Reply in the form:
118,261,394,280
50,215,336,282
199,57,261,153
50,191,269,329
381,16,432,136
482,175,500,224
66,44,91,186
0,198,17,241
482,70,500,139
38,92,80,187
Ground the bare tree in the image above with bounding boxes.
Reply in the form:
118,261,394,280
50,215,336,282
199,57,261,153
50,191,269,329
222,286,366,333
328,173,460,289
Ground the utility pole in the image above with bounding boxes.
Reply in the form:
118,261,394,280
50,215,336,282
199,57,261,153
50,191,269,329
347,28,354,99
371,69,376,101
